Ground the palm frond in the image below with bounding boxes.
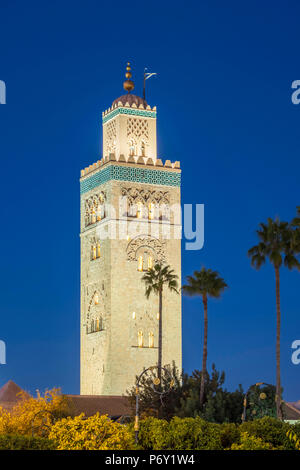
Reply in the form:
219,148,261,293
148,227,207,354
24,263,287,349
140,263,179,298
182,266,228,299
248,217,297,270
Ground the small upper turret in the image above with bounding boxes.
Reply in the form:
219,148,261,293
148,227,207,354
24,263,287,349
80,63,181,178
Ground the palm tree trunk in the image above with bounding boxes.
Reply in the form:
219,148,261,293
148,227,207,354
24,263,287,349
275,266,282,419
200,294,208,407
158,288,163,382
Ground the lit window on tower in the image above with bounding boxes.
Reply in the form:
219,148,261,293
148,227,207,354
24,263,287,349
97,242,101,258
148,256,153,270
137,201,143,219
129,139,135,156
138,255,143,272
149,331,154,348
138,330,143,348
148,202,154,220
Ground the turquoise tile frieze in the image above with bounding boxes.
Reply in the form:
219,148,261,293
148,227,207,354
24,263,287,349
80,165,180,194
103,107,156,123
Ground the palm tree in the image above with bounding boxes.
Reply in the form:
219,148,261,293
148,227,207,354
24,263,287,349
291,206,300,254
141,263,179,380
182,267,228,407
293,206,300,224
248,217,300,419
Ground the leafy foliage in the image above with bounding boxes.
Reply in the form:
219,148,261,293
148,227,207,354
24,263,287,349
230,432,274,450
135,416,299,450
248,217,300,270
136,416,223,450
134,416,169,450
126,362,188,421
127,364,244,424
239,416,293,449
141,263,179,298
0,388,70,437
0,433,57,450
48,413,134,450
244,384,277,420
168,416,223,450
182,267,228,299
176,365,244,423
286,429,300,450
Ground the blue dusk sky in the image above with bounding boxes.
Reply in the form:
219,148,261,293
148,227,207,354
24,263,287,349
0,1,299,400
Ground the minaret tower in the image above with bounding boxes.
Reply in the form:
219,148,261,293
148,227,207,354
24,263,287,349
80,64,182,396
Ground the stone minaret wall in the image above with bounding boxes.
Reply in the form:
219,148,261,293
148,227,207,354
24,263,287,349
80,102,182,396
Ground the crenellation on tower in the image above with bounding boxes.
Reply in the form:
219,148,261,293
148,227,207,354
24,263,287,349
80,156,181,178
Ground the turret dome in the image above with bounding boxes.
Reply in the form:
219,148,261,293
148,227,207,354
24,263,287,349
112,94,148,108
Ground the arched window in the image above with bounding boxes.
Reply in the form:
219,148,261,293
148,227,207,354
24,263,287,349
148,256,153,270
94,293,99,305
148,202,155,220
96,206,102,221
129,139,135,156
137,201,143,219
91,242,100,261
141,141,146,157
91,209,96,224
149,331,154,348
138,330,143,348
138,255,143,272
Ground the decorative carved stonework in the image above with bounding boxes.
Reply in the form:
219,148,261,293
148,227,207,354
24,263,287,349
127,118,149,141
84,192,106,227
121,186,169,205
126,235,166,262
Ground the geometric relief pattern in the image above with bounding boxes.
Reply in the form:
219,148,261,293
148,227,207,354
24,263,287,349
80,166,181,194
102,107,156,124
126,235,166,263
121,186,169,205
127,118,148,140
127,118,149,155
105,120,116,155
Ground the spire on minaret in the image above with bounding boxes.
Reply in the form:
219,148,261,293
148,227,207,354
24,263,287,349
123,62,135,93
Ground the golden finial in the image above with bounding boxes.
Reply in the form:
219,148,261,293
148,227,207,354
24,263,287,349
123,61,135,93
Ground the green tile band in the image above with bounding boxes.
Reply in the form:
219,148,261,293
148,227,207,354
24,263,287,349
102,107,156,123
80,165,181,194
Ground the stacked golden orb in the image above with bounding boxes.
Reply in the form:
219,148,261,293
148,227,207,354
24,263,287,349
123,62,135,93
